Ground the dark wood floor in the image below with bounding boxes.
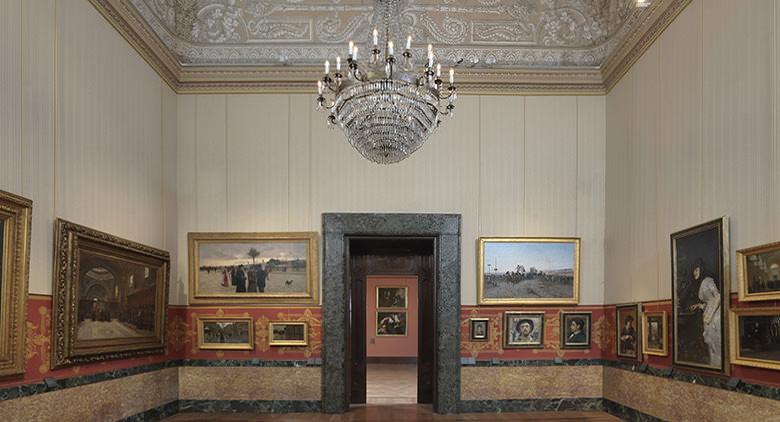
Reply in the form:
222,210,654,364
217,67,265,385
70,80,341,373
163,405,622,421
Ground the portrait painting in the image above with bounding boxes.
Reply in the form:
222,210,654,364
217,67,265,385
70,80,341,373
504,312,544,349
268,322,308,346
730,308,780,371
478,237,580,305
376,311,407,336
643,311,668,356
377,286,407,309
616,304,641,360
561,312,591,349
671,217,729,373
0,190,32,376
188,232,318,305
52,219,169,368
737,241,780,302
198,317,254,350
470,318,489,342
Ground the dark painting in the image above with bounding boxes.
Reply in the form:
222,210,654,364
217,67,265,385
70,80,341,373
672,218,727,372
376,311,407,336
617,305,639,359
647,316,664,350
377,287,407,308
745,249,780,295
739,315,780,362
272,323,306,341
561,312,591,348
0,218,4,303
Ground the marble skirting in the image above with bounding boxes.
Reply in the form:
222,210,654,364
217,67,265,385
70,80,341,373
459,398,605,413
178,400,321,413
0,367,178,422
461,366,603,400
603,366,780,421
178,366,321,401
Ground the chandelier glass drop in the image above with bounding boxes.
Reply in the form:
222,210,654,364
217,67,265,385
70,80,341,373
315,0,457,164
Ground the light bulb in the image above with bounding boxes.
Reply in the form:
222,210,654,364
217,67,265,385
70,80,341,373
449,68,454,84
373,29,378,46
388,41,394,56
348,41,354,57
406,35,412,50
436,63,441,77
336,56,341,71
324,60,330,75
317,80,323,95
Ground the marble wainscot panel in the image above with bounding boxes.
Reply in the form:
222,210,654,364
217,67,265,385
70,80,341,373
0,367,178,422
461,366,603,400
178,366,320,401
603,367,780,421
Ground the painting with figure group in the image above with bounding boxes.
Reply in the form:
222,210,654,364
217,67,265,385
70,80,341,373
188,232,318,305
478,237,580,305
671,217,729,373
738,241,780,302
198,317,254,350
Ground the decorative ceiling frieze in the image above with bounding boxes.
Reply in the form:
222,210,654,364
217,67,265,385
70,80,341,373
88,0,692,94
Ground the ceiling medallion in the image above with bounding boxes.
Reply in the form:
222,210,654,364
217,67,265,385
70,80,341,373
315,0,456,165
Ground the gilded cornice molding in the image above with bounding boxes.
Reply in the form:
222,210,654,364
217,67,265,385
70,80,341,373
86,0,692,95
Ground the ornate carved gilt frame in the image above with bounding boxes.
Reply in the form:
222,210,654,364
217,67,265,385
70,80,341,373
0,190,32,377
51,219,170,369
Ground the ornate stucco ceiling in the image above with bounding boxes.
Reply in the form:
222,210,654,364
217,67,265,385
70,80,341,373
90,0,692,93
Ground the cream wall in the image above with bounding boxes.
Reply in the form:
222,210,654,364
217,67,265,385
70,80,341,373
0,0,177,295
175,94,606,305
605,0,780,303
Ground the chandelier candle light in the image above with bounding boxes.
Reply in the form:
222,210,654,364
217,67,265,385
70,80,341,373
315,0,457,164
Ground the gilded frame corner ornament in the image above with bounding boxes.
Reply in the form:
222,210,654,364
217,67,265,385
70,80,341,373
0,190,32,377
196,316,254,351
736,241,780,302
187,232,319,306
51,218,170,369
477,237,581,306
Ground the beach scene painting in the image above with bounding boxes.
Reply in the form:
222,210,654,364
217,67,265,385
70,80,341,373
188,232,318,304
478,238,580,305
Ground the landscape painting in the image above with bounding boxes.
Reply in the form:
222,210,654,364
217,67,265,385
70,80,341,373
737,241,780,301
478,237,580,305
188,232,318,304
198,317,253,350
730,309,780,370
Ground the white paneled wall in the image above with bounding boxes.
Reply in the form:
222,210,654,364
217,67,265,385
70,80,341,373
0,0,175,296
177,94,606,305
605,0,780,303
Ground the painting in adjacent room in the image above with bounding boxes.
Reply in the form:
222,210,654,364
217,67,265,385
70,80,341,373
478,237,580,305
737,241,780,302
188,232,318,304
671,217,728,373
376,311,407,336
377,286,407,309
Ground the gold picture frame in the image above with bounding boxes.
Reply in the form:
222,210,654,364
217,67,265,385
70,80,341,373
642,311,668,356
376,310,407,336
268,321,308,346
729,307,780,371
737,241,780,302
51,219,170,369
478,237,580,305
503,312,544,349
0,190,32,377
376,286,408,309
188,232,318,305
469,318,490,342
616,304,641,360
197,316,254,350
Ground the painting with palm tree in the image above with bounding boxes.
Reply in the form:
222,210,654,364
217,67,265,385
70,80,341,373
188,232,318,304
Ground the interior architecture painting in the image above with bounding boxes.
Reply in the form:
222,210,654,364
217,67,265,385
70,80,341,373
643,311,668,356
478,237,580,305
730,308,780,371
737,241,780,302
268,322,308,346
188,232,318,304
671,217,729,373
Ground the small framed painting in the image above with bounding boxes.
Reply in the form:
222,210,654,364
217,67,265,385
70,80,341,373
730,308,780,371
560,312,591,349
469,318,489,342
643,311,668,356
616,304,641,360
197,317,254,350
268,322,308,346
737,241,780,302
377,286,408,309
376,311,407,336
504,312,544,349
478,237,580,305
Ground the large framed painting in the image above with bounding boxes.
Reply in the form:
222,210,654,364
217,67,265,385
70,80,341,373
737,241,780,302
560,312,591,349
52,219,170,368
671,217,729,373
730,308,780,371
642,311,668,356
0,190,32,376
188,232,318,305
197,316,254,350
504,312,544,349
616,304,641,360
478,237,580,305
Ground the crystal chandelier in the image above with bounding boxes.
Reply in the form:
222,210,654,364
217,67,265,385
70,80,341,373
315,0,457,164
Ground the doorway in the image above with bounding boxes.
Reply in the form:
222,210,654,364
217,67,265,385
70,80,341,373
346,237,435,405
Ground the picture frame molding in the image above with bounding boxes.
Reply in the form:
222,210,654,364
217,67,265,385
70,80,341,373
268,321,309,346
729,307,780,371
376,285,408,309
503,311,545,349
616,303,642,360
560,311,592,349
0,190,32,377
188,231,319,305
469,317,490,342
51,218,170,369
477,237,581,305
736,241,780,302
642,311,668,357
197,316,254,350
